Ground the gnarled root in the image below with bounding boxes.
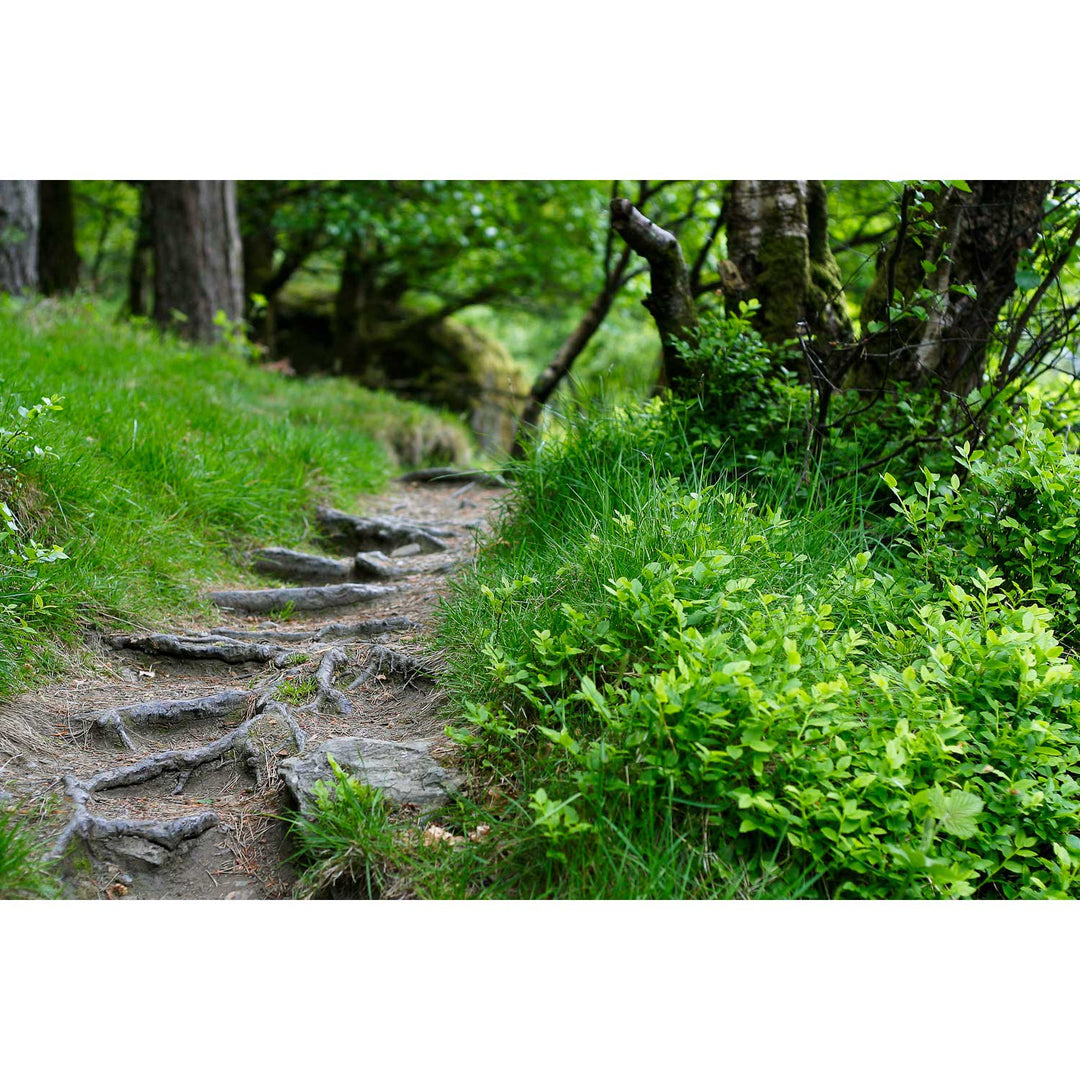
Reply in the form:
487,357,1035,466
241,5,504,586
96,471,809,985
347,646,438,691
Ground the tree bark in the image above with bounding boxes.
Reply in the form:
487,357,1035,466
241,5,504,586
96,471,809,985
609,198,698,386
852,181,1051,396
510,244,633,458
37,181,79,295
148,180,243,342
127,182,153,317
0,180,40,295
724,180,853,364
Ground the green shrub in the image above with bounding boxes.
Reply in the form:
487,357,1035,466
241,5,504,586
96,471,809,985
439,400,1080,899
885,399,1080,640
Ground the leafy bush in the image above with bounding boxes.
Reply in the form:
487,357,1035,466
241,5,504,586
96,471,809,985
670,302,808,480
885,399,1080,640
438,400,1080,899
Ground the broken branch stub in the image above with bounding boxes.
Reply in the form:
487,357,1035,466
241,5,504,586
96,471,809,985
609,197,698,386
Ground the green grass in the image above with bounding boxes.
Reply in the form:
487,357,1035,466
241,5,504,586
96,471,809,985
0,295,476,695
290,397,1080,901
283,401,884,899
0,801,60,898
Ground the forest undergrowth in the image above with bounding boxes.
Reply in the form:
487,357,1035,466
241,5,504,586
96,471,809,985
295,366,1080,899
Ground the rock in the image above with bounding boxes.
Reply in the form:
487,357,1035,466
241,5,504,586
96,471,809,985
97,835,172,868
252,547,351,583
391,543,422,558
279,737,462,816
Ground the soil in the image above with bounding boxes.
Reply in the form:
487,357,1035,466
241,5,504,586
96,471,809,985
0,475,505,900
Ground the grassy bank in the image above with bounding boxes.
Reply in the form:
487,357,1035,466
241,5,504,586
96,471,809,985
0,295,474,696
292,396,1080,900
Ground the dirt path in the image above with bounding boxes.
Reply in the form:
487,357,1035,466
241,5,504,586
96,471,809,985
0,473,505,899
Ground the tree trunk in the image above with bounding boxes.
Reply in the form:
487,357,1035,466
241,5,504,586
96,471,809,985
127,182,153,317
511,245,633,458
148,180,243,342
724,180,853,365
852,180,1051,395
609,198,698,387
37,181,79,295
333,242,377,376
0,180,40,295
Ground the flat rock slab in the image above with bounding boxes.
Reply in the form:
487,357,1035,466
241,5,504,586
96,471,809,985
252,548,352,583
317,507,450,554
280,737,462,815
209,583,396,613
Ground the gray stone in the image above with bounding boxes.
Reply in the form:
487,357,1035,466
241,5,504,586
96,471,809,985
279,737,462,816
97,835,172,868
390,543,422,558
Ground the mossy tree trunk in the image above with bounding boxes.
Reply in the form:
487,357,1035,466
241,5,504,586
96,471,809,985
37,181,79,295
148,181,243,343
0,180,39,295
852,181,1051,396
724,180,853,370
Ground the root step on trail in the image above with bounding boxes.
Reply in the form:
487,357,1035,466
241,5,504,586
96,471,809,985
9,482,505,899
209,582,398,613
316,507,451,554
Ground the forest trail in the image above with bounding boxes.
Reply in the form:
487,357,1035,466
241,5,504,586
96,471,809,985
0,472,506,899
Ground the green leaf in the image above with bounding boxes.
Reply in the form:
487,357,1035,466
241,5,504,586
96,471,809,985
1015,267,1041,291
937,789,984,839
947,180,973,193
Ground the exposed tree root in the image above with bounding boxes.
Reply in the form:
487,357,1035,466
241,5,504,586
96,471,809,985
251,548,351,583
297,648,353,716
316,507,451,554
397,467,509,488
259,699,307,755
210,616,418,643
208,582,397,613
50,698,307,863
84,689,255,750
106,632,301,667
346,645,438,691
